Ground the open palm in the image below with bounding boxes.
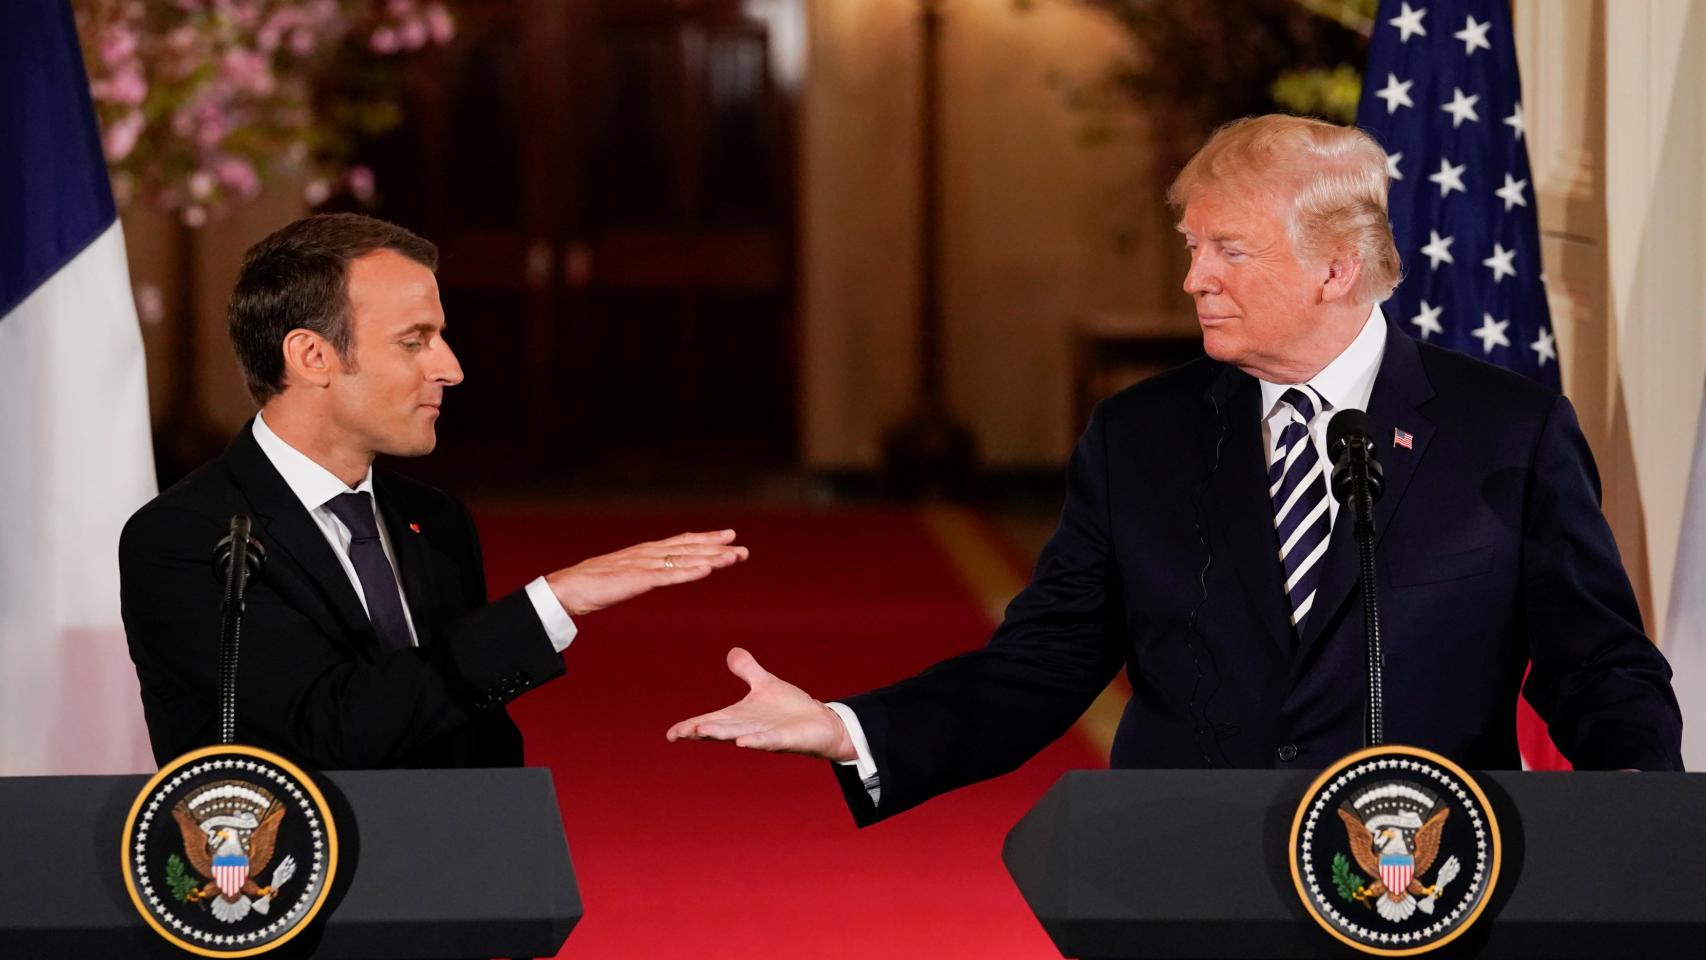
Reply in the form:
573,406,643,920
666,648,855,762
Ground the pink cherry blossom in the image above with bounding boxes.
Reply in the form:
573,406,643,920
398,18,428,51
346,165,375,202
102,109,146,162
215,157,261,198
425,5,455,45
369,26,399,54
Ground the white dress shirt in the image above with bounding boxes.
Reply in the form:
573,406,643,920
251,413,577,652
832,305,1389,800
1257,304,1387,528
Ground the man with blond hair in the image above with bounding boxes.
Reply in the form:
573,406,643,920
670,115,1683,824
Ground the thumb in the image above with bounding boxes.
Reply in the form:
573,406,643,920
726,647,771,688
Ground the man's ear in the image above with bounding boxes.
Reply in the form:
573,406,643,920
1321,254,1364,304
280,329,339,390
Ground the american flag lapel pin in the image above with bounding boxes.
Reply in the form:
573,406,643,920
408,522,422,534
1393,427,1414,450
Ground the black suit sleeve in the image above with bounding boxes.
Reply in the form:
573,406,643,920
120,502,564,769
1519,395,1683,770
834,404,1129,825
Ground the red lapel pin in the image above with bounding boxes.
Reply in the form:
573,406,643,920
408,522,422,534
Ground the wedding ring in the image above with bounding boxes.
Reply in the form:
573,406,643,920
663,554,676,569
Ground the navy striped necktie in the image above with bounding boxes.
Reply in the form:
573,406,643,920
1269,386,1332,631
324,491,412,650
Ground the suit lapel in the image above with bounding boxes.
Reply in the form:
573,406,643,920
224,422,380,653
1294,320,1436,662
1205,370,1294,656
374,471,442,647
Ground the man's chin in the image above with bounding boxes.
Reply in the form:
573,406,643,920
378,432,438,459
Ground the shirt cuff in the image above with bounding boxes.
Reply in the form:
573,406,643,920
524,576,578,653
824,701,878,781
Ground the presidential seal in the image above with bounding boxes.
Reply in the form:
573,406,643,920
122,745,338,957
1290,745,1500,956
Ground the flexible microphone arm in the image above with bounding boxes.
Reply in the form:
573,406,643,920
212,515,266,745
1328,411,1386,747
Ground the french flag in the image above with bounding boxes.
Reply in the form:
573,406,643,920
0,2,157,775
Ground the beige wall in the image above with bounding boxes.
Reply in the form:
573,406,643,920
1515,0,1706,643
801,0,1182,468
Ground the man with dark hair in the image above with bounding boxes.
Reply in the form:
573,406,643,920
121,213,747,769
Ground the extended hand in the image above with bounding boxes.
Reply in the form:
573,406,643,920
546,529,748,616
666,648,856,762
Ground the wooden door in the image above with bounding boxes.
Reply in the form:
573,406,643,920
365,0,799,487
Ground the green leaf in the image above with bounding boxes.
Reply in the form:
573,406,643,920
165,853,201,903
1331,852,1366,904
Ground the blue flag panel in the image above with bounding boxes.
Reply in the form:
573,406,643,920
1357,0,1558,389
0,1,118,319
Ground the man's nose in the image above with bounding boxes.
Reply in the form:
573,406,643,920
1183,251,1220,297
433,340,465,386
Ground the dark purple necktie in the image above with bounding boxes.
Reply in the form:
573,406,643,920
323,491,412,650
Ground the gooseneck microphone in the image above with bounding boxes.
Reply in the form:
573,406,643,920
1326,410,1386,747
211,515,266,745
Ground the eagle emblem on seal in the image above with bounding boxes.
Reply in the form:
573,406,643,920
168,779,297,924
1334,781,1463,923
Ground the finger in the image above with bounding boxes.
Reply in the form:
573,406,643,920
726,647,770,687
693,719,771,740
666,708,743,740
655,546,742,564
661,564,715,584
660,529,738,546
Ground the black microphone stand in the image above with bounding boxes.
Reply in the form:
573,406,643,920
1329,415,1386,747
213,515,265,746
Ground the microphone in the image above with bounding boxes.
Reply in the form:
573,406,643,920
213,515,266,584
212,515,264,745
1327,409,1385,509
1325,409,1387,747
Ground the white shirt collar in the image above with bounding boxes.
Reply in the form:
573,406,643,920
251,411,375,513
1258,304,1388,421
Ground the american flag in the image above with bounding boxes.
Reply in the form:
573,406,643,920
1356,0,1570,770
1393,428,1414,450
1357,0,1557,390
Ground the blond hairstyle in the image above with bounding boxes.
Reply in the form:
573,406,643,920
1167,115,1402,304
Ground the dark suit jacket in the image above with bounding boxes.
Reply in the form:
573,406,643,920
835,318,1684,825
121,422,565,770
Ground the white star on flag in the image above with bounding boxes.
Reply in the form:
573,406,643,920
1420,229,1456,268
1411,300,1445,339
1482,242,1517,282
1386,151,1404,181
1504,102,1526,140
1375,73,1415,114
1495,173,1529,211
1388,2,1428,43
1454,15,1492,56
1531,327,1556,366
1428,157,1467,197
1472,313,1511,353
1442,87,1482,127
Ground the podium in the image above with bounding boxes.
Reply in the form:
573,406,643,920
0,767,580,959
1003,769,1706,959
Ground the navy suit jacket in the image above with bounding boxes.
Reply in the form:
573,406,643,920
121,423,565,770
836,318,1683,825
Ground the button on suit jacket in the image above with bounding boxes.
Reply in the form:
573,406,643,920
833,319,1683,826
121,422,565,770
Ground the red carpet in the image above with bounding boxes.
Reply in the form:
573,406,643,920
473,504,1105,958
